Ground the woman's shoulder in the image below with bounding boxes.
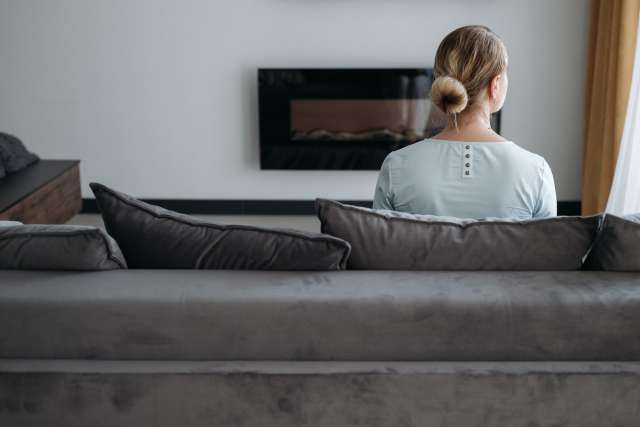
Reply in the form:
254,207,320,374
389,138,444,156
498,143,554,186
382,140,428,162
381,139,444,169
504,142,548,168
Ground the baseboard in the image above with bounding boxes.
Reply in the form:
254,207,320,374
82,199,582,216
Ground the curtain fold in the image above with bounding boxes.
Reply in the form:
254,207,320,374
607,14,640,215
582,0,640,215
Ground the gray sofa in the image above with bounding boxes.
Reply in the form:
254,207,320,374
1,269,640,426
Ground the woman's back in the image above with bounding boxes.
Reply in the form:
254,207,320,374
373,139,557,219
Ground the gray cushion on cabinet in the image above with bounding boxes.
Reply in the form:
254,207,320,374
316,199,600,270
0,132,39,174
584,213,640,271
0,221,22,227
90,183,350,270
0,224,127,270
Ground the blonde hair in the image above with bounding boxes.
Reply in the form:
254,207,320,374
431,25,507,116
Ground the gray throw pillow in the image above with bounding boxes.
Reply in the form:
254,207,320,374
0,132,40,174
316,199,600,270
0,224,127,270
90,183,351,270
584,213,640,271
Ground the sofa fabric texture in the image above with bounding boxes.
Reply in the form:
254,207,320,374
0,131,39,175
0,224,126,270
317,199,600,270
585,213,640,271
91,183,350,270
2,270,640,361
1,361,639,427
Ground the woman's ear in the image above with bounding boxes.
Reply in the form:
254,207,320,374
489,74,502,100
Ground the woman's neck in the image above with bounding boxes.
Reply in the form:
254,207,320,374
432,105,507,143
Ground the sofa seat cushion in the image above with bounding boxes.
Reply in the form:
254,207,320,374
1,270,640,361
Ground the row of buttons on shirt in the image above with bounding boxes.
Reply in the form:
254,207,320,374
463,145,473,178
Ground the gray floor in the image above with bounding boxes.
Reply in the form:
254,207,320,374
67,214,322,233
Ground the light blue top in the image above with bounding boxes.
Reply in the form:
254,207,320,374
372,139,557,219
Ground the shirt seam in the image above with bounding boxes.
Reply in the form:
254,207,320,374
534,160,547,216
386,154,396,208
427,138,514,145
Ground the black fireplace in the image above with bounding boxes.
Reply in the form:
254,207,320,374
258,68,501,170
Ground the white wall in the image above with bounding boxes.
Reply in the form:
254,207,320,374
0,0,588,200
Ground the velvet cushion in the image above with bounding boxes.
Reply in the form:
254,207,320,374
90,183,350,270
0,224,126,270
3,270,640,361
0,221,22,227
0,132,39,174
584,213,640,271
316,199,600,270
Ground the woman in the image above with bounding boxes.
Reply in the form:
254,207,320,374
373,25,556,219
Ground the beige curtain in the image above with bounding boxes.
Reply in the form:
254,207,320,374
582,0,640,214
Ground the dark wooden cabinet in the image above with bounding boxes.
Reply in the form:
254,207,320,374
0,160,81,224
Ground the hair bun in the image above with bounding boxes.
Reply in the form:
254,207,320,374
431,76,469,114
